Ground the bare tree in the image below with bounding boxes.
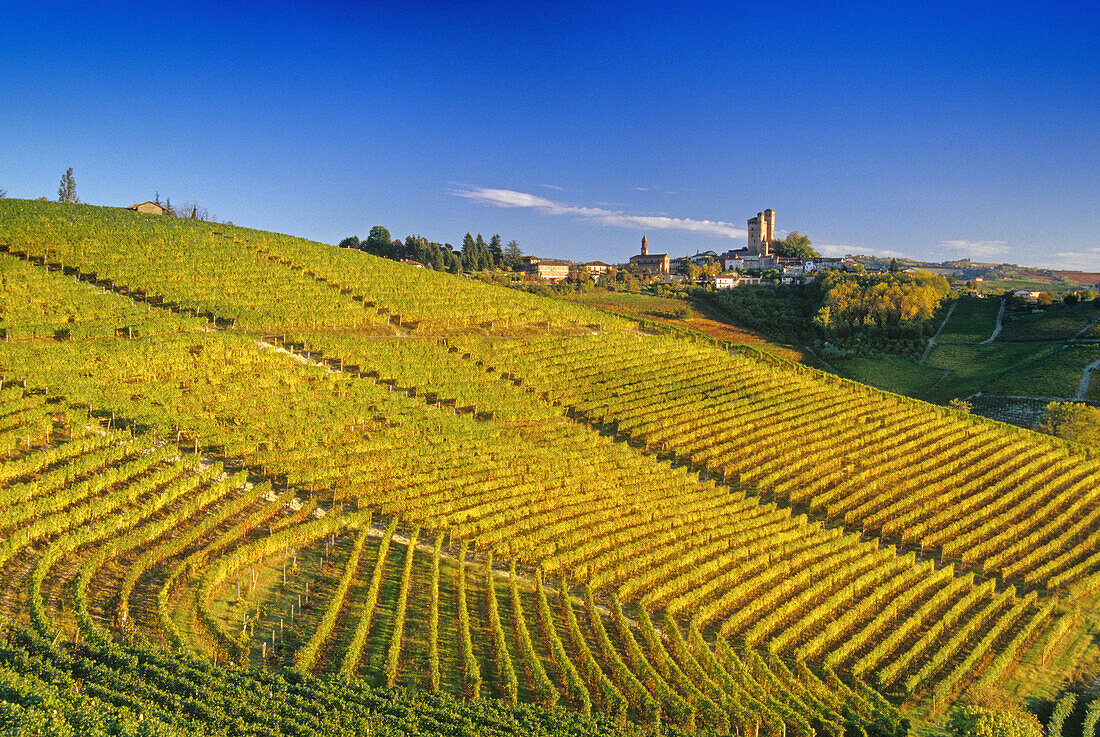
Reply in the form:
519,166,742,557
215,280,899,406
177,201,216,221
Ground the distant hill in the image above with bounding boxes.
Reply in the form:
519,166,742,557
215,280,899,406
855,255,1100,290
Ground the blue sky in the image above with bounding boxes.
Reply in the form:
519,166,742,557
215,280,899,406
3,1,1099,269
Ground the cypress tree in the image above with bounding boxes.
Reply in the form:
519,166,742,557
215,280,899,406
57,168,78,204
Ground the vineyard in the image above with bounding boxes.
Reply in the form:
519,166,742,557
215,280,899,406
0,198,1097,735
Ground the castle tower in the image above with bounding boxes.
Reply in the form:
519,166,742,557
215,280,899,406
641,234,649,256
747,209,776,257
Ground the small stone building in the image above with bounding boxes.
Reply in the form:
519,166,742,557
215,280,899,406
126,201,166,216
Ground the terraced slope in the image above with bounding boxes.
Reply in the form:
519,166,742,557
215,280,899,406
0,198,1094,734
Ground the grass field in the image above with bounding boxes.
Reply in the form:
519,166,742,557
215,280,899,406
826,295,1100,411
998,302,1100,342
986,344,1100,398
923,342,1057,402
832,355,947,396
936,295,1002,345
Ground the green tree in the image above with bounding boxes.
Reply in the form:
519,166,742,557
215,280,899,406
889,258,901,273
365,225,392,256
57,168,78,204
475,233,490,270
0,188,6,198
774,231,820,258
504,240,523,269
488,234,504,267
338,236,360,249
459,233,476,271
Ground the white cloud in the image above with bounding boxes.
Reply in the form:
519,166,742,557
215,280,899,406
941,239,1009,258
810,243,853,257
536,183,568,191
452,186,747,239
812,244,905,258
1049,248,1100,271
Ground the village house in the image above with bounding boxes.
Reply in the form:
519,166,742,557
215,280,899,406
584,260,613,277
521,256,571,283
741,254,778,270
719,252,745,271
689,250,718,266
126,201,166,215
802,257,845,272
715,273,763,289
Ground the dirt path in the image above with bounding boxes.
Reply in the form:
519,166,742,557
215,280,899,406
979,298,1006,344
1075,358,1100,401
927,370,952,393
258,340,338,371
920,302,957,365
1073,315,1100,340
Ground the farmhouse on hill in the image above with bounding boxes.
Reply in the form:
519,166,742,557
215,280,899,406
126,201,167,216
629,235,670,275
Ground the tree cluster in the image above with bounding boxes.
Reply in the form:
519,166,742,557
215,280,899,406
810,270,950,331
167,201,216,221
708,269,951,358
339,226,523,274
772,231,820,259
1038,401,1100,447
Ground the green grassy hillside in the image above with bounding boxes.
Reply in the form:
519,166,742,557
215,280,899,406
0,199,1096,735
827,296,1100,417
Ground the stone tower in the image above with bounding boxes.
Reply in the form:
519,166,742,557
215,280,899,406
747,209,776,257
641,234,649,256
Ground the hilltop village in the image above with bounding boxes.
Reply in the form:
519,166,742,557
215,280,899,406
521,208,857,287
